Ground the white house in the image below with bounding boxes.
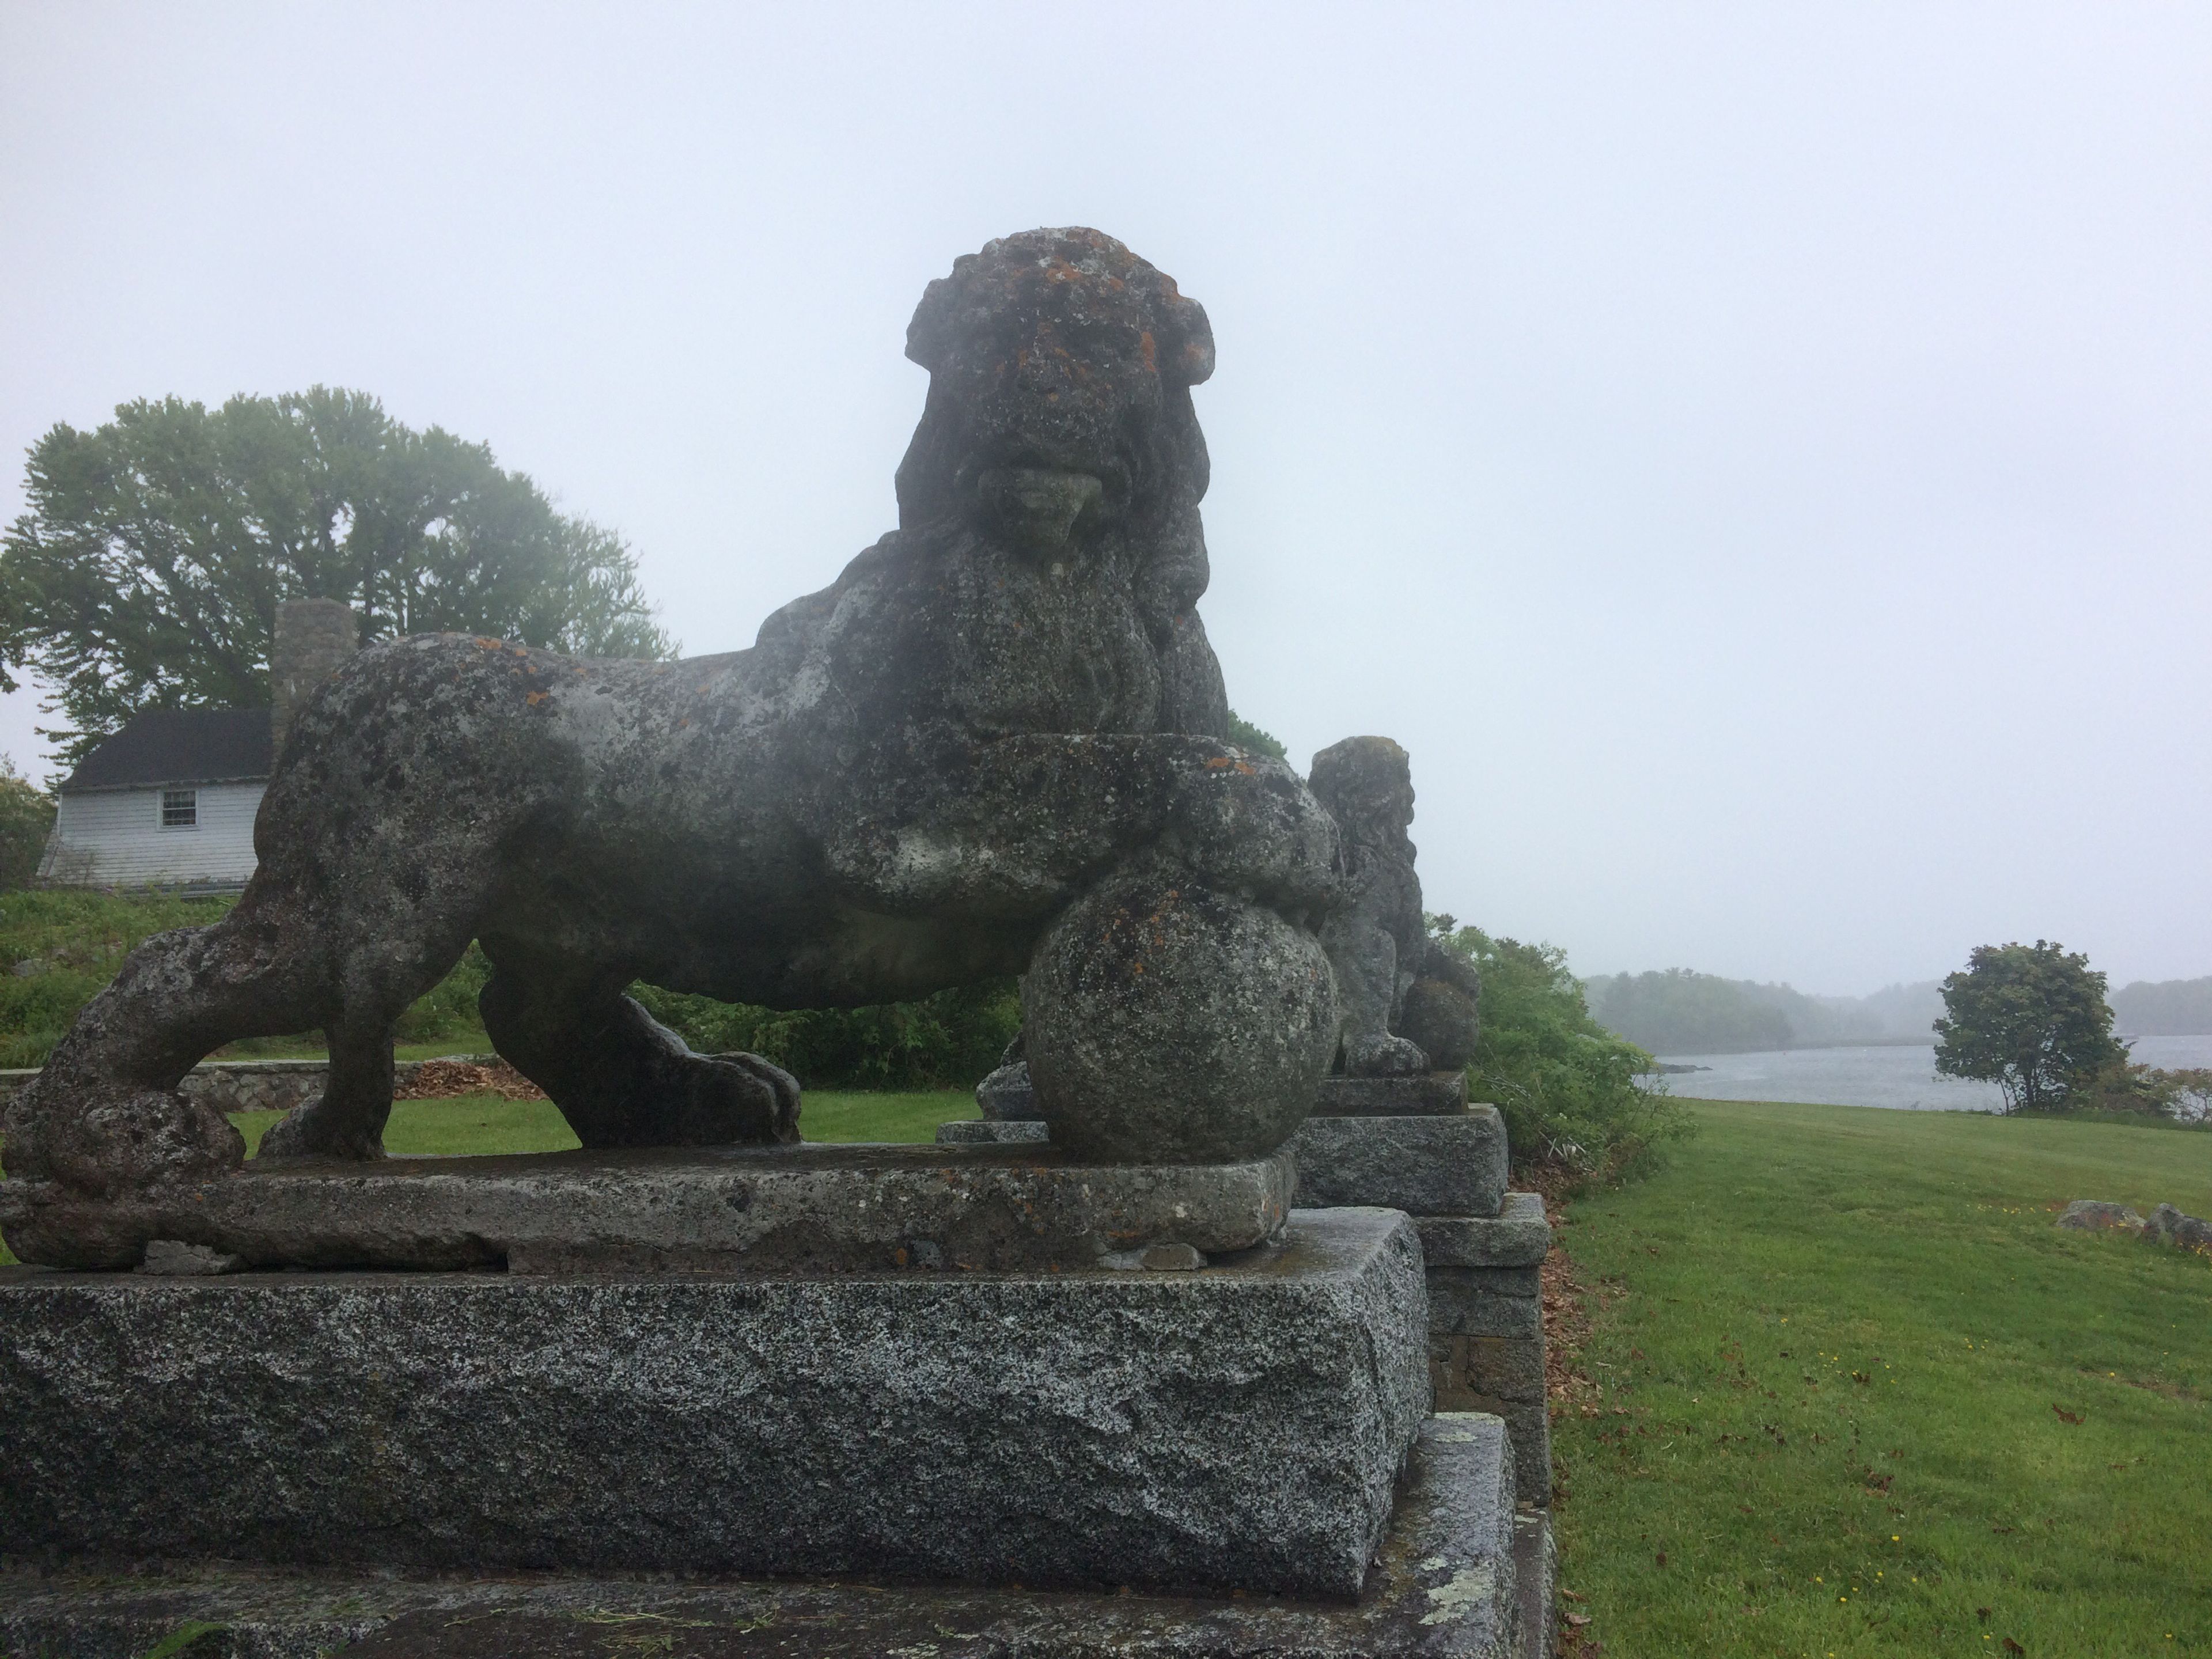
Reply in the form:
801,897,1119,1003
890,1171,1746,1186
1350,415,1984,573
39,707,272,889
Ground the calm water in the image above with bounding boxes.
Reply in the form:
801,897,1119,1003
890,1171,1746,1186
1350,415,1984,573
1657,1035,2212,1112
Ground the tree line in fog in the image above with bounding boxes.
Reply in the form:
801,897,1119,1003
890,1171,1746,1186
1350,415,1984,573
1584,967,2212,1056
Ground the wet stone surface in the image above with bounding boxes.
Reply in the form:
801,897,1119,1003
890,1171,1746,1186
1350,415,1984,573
0,1142,1297,1274
1311,1071,1469,1118
1415,1193,1552,1268
0,1416,1521,1659
0,1209,1427,1601
1292,1109,1509,1218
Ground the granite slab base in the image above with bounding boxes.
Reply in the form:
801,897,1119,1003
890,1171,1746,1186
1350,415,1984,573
0,1142,1294,1273
1292,1111,1508,1218
1312,1070,1469,1117
0,1208,1426,1601
0,1416,1521,1658
1416,1193,1551,1267
1513,1508,1558,1659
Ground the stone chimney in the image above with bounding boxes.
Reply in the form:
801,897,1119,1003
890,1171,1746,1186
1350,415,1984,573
270,599,359,756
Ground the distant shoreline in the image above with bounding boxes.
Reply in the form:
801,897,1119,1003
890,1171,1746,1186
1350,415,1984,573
1652,1032,2212,1063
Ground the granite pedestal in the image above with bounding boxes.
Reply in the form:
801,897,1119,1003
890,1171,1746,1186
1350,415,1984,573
1291,1108,1553,1506
0,1207,1426,1601
0,1415,1525,1658
1310,1069,1471,1118
1291,1109,1509,1218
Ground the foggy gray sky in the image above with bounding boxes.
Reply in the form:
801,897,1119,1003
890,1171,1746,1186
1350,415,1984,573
3,3,2207,996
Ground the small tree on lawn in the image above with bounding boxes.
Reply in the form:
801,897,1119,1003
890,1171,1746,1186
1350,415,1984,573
1934,940,2125,1113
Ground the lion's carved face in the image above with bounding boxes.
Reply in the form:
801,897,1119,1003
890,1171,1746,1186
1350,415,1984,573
786,230,1230,746
894,228,1215,562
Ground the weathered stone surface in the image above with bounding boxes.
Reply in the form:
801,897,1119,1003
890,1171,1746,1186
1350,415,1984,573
1313,1070,1469,1118
0,1055,518,1118
1141,1240,1208,1270
0,1143,1295,1274
3,228,1350,1255
2056,1199,2146,1232
1512,1509,1558,1659
1302,736,1483,1080
1293,1109,1509,1218
2146,1202,2212,1251
1400,946,1483,1073
1431,1334,1547,1404
1309,737,1430,1078
1427,1266,1541,1337
1026,870,1338,1164
137,1239,243,1276
0,1415,1520,1657
935,1118,1049,1145
976,1055,1040,1120
1431,1336,1551,1505
0,1209,1426,1599
1417,1192,1552,1267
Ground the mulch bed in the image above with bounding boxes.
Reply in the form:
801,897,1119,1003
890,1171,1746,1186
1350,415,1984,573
393,1058,546,1101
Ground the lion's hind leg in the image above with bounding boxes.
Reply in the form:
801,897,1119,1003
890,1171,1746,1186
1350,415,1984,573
253,1013,399,1163
255,918,482,1165
478,942,800,1149
2,885,333,1202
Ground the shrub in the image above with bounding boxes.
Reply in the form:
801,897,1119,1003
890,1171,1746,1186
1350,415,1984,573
2075,1059,2212,1126
629,978,1022,1092
0,882,1022,1085
1429,919,1690,1180
0,762,55,893
393,942,493,1044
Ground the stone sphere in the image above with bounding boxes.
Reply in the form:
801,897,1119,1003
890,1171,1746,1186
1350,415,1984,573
1023,875,1336,1164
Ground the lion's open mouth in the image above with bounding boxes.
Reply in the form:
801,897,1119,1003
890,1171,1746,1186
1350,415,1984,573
975,467,1104,557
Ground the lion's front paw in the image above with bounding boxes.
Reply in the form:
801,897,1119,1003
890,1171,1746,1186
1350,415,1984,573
1168,752,1345,915
714,1051,804,1143
652,1051,802,1146
254,1102,387,1164
1342,1033,1430,1078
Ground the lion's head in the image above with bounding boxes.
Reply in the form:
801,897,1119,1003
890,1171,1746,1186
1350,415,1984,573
897,228,1214,548
889,230,1228,736
760,232,1232,741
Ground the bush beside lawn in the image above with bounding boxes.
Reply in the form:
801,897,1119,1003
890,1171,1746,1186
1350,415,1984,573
1550,1097,2211,1657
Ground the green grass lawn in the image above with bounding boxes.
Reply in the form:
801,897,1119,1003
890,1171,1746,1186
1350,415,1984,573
222,1088,977,1158
1552,1099,2212,1657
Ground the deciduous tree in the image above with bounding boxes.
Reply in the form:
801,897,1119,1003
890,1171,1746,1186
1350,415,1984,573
1934,940,2125,1113
1,387,672,765
0,760,54,892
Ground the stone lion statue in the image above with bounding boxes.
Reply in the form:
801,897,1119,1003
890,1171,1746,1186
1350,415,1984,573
4,229,1344,1260
1308,736,1481,1076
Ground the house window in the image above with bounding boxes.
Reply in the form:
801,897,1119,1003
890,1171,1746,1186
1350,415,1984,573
161,789,198,828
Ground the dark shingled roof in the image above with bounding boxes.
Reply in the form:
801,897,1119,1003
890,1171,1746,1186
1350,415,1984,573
59,707,273,793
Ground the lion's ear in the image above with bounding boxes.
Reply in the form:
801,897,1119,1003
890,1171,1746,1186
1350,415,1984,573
1161,294,1215,387
905,274,959,372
